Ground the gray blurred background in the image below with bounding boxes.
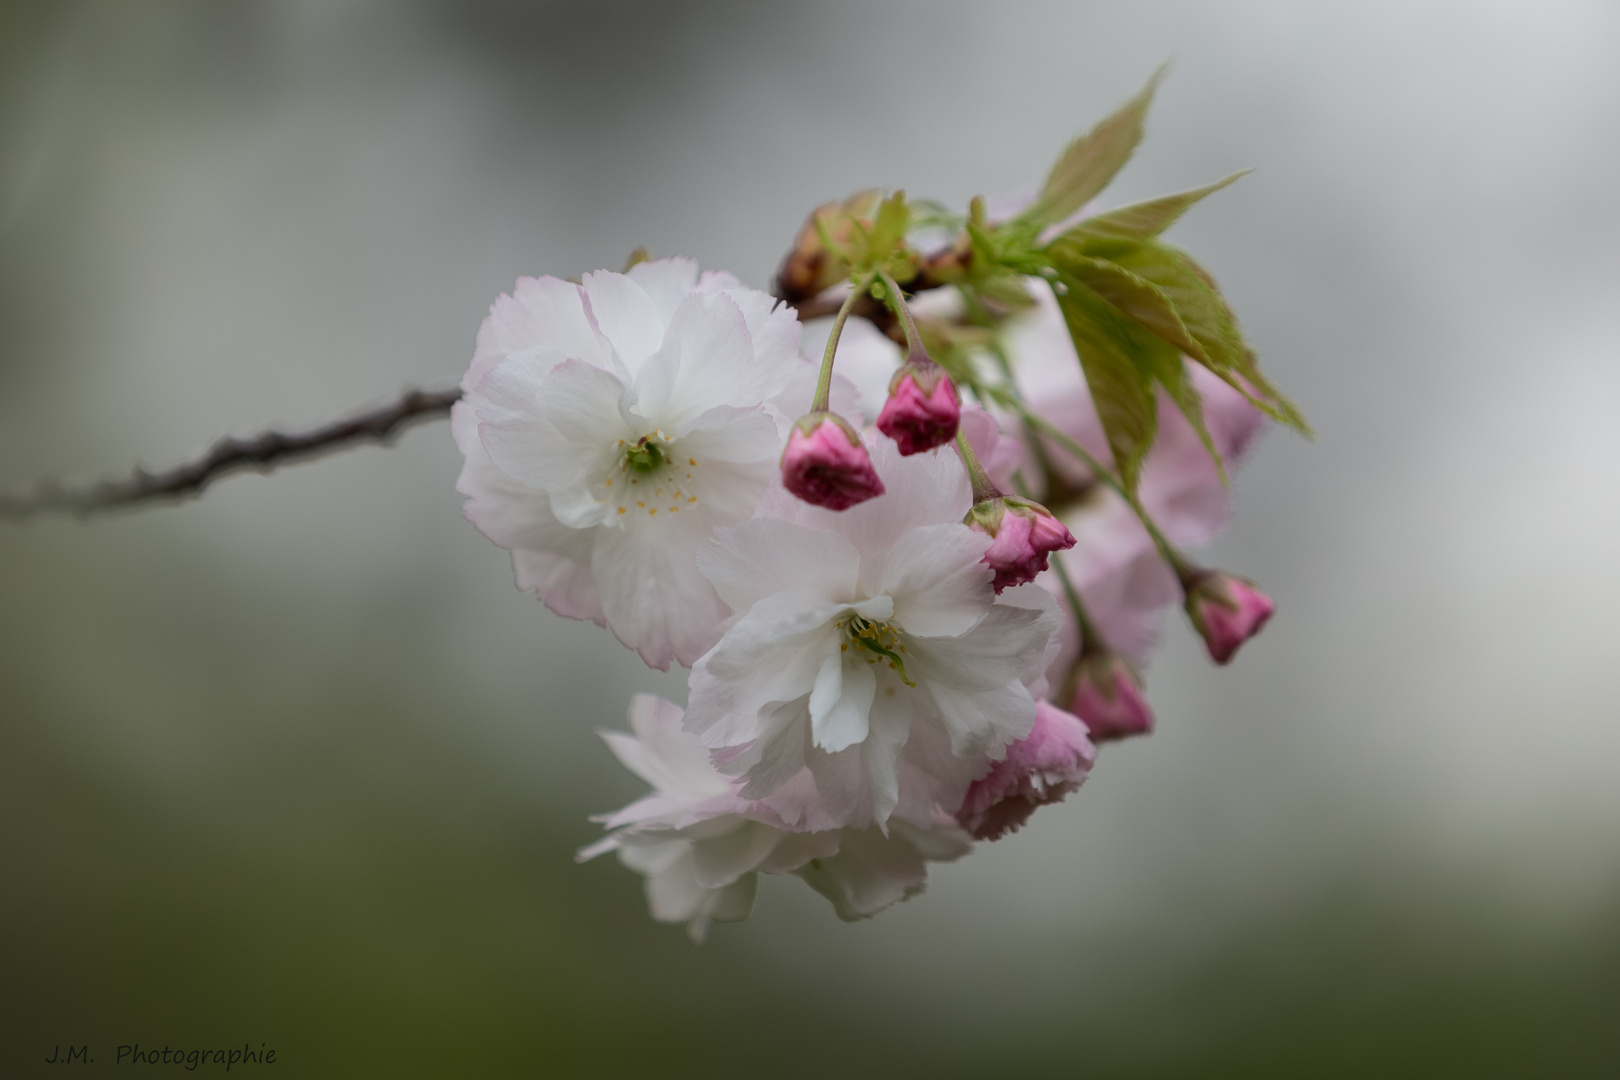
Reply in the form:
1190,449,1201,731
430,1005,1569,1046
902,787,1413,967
2,1,1618,1075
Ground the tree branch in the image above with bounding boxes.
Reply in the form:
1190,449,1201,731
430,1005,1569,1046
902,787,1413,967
0,385,462,522
0,255,930,523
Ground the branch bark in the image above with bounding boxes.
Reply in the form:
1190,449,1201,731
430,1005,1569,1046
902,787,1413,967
0,385,461,521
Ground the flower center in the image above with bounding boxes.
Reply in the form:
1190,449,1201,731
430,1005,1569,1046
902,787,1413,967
603,431,700,521
841,613,916,687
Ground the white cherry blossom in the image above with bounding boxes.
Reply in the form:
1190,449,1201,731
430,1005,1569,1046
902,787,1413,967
453,258,805,669
684,440,1063,828
580,695,973,941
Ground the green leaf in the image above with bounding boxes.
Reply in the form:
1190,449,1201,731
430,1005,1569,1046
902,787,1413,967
1069,169,1251,241
1020,64,1168,228
1052,279,1172,493
1110,241,1312,436
1051,250,1228,482
866,191,911,263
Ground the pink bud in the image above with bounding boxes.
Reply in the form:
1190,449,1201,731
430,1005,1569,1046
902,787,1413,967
964,497,1076,592
876,361,960,455
1184,570,1276,665
780,412,886,511
956,701,1095,841
1066,653,1153,742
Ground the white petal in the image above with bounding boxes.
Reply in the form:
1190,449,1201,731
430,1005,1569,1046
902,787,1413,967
809,636,875,753
706,873,758,924
625,256,700,325
467,275,612,387
793,826,927,921
599,694,732,804
881,523,994,638
792,438,972,571
590,510,732,670
690,821,784,889
452,401,604,623
477,356,629,499
686,595,843,748
805,686,912,826
699,280,803,370
638,293,770,427
582,270,666,374
697,517,862,615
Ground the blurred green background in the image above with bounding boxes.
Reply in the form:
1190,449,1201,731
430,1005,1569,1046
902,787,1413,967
3,1,1619,1075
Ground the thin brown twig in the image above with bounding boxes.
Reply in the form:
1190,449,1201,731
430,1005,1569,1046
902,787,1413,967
0,256,925,523
0,385,462,522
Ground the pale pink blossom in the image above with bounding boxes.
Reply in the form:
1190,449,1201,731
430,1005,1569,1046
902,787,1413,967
580,695,972,939
780,412,886,510
686,440,1062,828
453,258,804,670
956,701,1095,841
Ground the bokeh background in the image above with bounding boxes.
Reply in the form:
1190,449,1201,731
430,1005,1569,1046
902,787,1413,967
3,1,1618,1075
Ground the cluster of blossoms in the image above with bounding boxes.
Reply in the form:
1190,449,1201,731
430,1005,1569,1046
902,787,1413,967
454,77,1301,939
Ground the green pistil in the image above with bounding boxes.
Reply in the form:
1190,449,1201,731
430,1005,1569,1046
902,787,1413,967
624,438,665,474
844,614,916,688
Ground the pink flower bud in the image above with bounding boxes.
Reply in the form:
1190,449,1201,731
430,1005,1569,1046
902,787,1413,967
956,701,1095,841
1065,653,1153,742
1184,570,1276,665
963,496,1076,592
876,360,960,455
780,412,886,511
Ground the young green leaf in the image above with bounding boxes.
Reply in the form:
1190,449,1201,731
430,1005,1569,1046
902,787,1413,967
1020,64,1169,228
1052,279,1173,493
1069,169,1252,241
1110,242,1311,435
1051,250,1227,481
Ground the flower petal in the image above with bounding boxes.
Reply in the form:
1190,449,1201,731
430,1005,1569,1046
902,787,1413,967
697,517,862,616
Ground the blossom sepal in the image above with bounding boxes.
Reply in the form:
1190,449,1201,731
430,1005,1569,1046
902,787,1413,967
780,411,886,511
1063,653,1153,742
1182,569,1276,665
876,358,960,455
963,496,1076,592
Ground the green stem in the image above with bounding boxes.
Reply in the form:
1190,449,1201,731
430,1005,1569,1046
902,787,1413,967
876,269,928,362
811,270,877,413
1009,400,1188,577
953,429,1001,504
1047,553,1106,658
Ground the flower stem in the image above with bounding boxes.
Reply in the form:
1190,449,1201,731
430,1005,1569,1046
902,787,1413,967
811,270,877,413
953,428,1002,504
876,269,927,362
1047,553,1107,658
1009,400,1189,578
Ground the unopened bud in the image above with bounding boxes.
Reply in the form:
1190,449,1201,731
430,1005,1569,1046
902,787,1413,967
956,701,1095,841
876,358,960,455
1183,569,1275,665
781,412,886,511
963,496,1075,592
1064,653,1153,742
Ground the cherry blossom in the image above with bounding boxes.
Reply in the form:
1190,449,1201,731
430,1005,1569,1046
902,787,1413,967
685,440,1062,827
453,258,805,670
580,695,972,940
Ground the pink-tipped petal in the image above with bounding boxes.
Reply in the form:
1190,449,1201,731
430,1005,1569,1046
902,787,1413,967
1185,572,1276,664
876,368,960,455
780,413,886,511
956,701,1095,841
1067,654,1154,742
966,497,1076,592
